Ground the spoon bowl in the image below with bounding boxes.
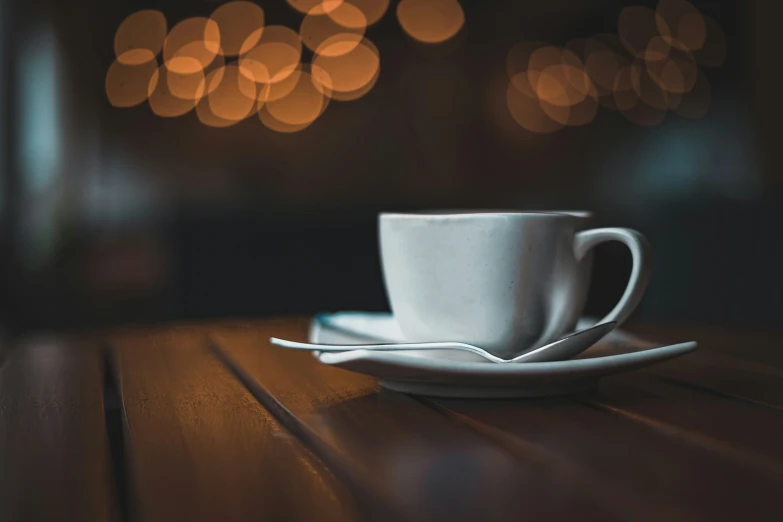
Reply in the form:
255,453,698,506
270,321,616,364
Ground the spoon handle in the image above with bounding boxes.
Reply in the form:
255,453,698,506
270,338,469,353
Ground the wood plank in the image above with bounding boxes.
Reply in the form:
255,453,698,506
646,350,783,411
587,373,783,471
429,393,782,522
602,324,783,411
212,318,637,522
627,322,783,369
109,327,358,522
0,337,115,522
415,327,783,522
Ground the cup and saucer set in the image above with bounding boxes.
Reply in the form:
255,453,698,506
272,211,697,398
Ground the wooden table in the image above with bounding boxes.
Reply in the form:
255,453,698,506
1,318,782,522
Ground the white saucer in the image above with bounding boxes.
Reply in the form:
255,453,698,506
308,312,698,398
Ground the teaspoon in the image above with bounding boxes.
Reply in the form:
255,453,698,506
270,321,616,364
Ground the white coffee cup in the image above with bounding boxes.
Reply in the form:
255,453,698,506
379,211,651,358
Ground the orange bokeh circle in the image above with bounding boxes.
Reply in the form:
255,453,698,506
397,0,465,44
312,37,380,100
106,59,159,108
115,10,167,65
163,17,221,74
209,1,266,57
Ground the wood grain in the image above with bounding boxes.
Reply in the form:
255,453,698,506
0,337,115,522
587,373,783,472
431,391,783,522
211,318,628,522
109,327,358,522
427,333,783,521
627,322,783,369
645,350,783,411
603,324,783,410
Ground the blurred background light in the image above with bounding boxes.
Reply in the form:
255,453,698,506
396,0,465,44
207,64,257,122
209,1,265,57
106,60,159,108
311,37,379,100
501,0,722,134
114,10,167,65
300,2,366,54
163,17,221,75
4,0,767,335
239,25,302,85
148,64,199,117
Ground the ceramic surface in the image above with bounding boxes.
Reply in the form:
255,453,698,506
274,321,616,363
379,212,651,358
308,312,697,398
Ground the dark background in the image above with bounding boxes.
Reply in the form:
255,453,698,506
0,0,780,338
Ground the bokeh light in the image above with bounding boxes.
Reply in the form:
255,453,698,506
300,2,367,54
259,105,318,133
527,47,573,86
506,41,546,79
630,60,669,111
345,0,391,26
585,49,626,95
106,59,159,108
313,60,380,102
506,72,566,134
166,66,206,102
312,37,380,100
202,53,227,96
642,36,670,63
114,10,167,65
321,65,379,101
196,68,239,128
560,90,599,126
265,69,330,127
613,66,639,112
500,1,724,134
619,6,668,58
396,0,465,44
504,40,617,132
614,66,667,125
207,64,258,122
163,17,221,75
286,0,343,16
583,36,629,106
315,33,366,58
326,1,368,29
239,25,302,84
535,66,576,107
655,0,706,51
108,0,723,134
108,3,387,131
533,50,590,94
647,46,697,94
209,1,266,56
258,66,304,103
148,64,200,117
506,44,600,128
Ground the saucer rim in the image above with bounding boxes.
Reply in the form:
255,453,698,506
313,311,656,348
311,311,698,376
380,211,587,221
315,341,698,376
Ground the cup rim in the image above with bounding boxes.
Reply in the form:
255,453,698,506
381,210,593,219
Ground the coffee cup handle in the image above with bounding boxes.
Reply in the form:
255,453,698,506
574,228,652,328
